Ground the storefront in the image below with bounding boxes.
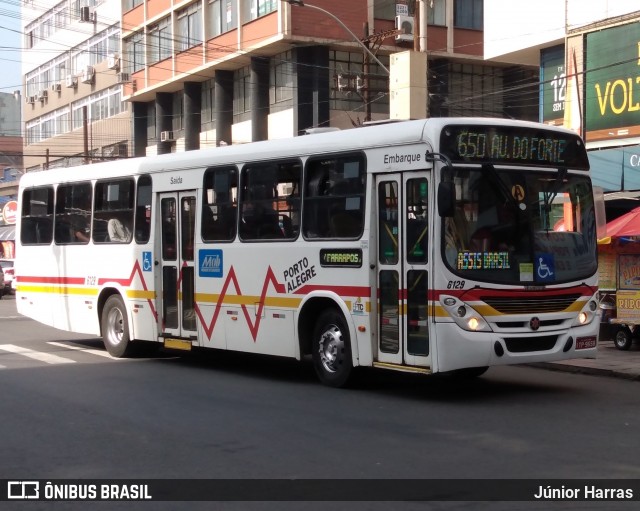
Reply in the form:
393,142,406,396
0,200,16,258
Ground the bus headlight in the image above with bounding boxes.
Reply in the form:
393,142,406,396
440,295,492,332
572,299,598,327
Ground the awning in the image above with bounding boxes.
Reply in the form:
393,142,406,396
0,225,16,241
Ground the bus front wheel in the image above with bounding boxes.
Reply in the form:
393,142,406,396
312,309,353,387
102,294,132,357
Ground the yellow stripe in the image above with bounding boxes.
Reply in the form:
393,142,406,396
195,293,303,308
373,361,431,374
18,285,99,296
126,290,156,300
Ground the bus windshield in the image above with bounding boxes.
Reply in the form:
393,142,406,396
443,165,597,285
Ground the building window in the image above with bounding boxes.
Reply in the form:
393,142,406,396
207,0,239,38
124,0,143,11
233,66,251,123
428,0,446,26
373,0,395,20
177,3,203,52
148,17,172,64
329,50,389,116
270,51,293,106
454,0,483,29
244,0,277,22
208,0,222,38
125,31,145,73
172,91,184,133
201,79,215,130
445,62,503,116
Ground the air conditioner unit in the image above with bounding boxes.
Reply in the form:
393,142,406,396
81,65,95,84
395,15,414,42
160,131,175,142
65,75,78,88
38,89,48,101
107,54,120,71
26,95,36,104
80,6,95,23
51,83,62,93
116,72,130,84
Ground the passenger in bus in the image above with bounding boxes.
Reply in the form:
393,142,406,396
73,217,90,243
108,218,132,243
241,184,281,239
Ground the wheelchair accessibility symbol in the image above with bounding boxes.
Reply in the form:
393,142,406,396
535,253,555,282
142,251,153,272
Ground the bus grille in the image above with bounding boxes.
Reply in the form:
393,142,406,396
482,294,581,314
504,336,558,353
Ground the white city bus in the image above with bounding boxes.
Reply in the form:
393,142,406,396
16,118,601,386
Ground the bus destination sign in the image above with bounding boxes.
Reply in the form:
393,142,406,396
320,249,363,268
440,125,590,170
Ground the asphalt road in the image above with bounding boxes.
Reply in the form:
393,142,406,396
1,296,639,510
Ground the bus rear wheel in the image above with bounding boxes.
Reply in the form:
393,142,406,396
312,309,353,388
102,294,132,357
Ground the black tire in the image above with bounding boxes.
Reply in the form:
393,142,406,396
614,327,633,351
312,309,353,388
101,294,133,357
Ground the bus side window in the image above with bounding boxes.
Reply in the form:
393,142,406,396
304,153,365,240
328,179,363,239
135,175,152,244
21,187,54,245
202,167,237,242
239,160,300,241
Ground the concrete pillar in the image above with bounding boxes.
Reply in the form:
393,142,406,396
184,82,202,151
214,70,233,146
155,92,173,155
132,102,147,157
250,57,270,142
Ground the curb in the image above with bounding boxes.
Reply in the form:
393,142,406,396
530,362,640,381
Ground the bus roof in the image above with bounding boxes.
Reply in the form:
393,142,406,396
19,117,583,187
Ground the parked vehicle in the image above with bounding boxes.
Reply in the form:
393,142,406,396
0,263,4,298
0,259,13,295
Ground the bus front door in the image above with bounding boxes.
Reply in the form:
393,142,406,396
158,192,197,346
376,173,431,370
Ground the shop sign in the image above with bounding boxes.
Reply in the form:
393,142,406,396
2,201,17,225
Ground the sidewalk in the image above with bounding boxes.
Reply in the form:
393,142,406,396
538,337,640,380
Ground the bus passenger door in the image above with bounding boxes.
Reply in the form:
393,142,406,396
158,192,197,344
375,173,431,369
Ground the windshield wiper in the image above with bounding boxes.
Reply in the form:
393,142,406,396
482,163,522,211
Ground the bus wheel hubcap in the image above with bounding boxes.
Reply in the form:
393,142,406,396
319,325,343,373
107,308,124,345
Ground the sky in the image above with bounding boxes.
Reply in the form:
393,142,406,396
0,0,23,94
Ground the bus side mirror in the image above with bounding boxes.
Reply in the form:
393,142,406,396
438,181,455,217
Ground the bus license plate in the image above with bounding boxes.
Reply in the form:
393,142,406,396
576,336,596,350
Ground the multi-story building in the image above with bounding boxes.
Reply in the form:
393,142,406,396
0,91,23,246
22,0,539,167
21,0,130,171
484,0,640,196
